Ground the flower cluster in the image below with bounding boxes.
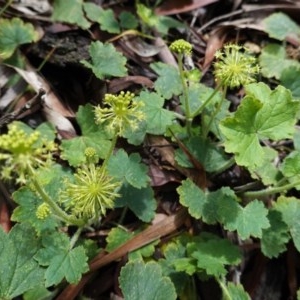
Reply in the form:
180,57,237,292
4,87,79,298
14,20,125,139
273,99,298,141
84,146,99,164
94,91,145,136
214,44,260,89
169,39,192,56
60,164,121,220
36,202,51,219
0,123,56,183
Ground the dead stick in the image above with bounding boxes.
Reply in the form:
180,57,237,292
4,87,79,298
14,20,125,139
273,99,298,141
56,208,188,300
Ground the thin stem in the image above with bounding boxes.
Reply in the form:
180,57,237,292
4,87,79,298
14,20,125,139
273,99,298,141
0,0,13,16
191,81,223,119
118,206,128,224
101,134,118,169
211,157,236,176
178,53,192,136
243,180,300,198
27,165,84,226
173,111,186,121
216,277,232,300
69,227,83,249
202,86,227,138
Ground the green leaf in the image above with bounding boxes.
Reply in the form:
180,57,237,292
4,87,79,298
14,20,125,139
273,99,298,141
83,3,120,33
280,66,300,97
226,282,251,300
119,11,139,29
119,260,176,300
274,196,300,251
23,286,53,300
259,44,300,79
11,187,59,233
136,91,175,135
52,0,90,29
294,128,300,151
0,18,38,59
81,41,127,79
177,179,240,225
204,187,240,226
172,257,198,276
0,224,44,299
136,4,183,35
261,210,290,258
220,83,299,168
151,62,182,99
123,121,147,145
35,122,56,143
106,227,158,260
35,231,89,286
159,238,190,295
248,147,282,185
36,164,73,199
184,83,229,138
107,149,150,188
262,12,300,41
60,104,111,166
106,227,133,252
177,179,206,219
116,183,156,222
188,237,241,277
281,151,300,188
280,65,300,98
174,136,229,173
224,200,270,240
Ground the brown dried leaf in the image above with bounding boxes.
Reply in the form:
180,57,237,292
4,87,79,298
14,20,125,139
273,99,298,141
11,63,76,134
202,27,228,72
108,76,153,94
155,0,218,15
148,164,180,187
154,36,178,68
146,135,206,189
122,36,164,57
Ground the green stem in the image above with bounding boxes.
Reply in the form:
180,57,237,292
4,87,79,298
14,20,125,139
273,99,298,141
173,111,186,121
211,157,236,176
216,277,232,300
69,227,83,249
0,0,13,16
27,165,84,227
243,180,300,198
202,86,227,138
118,206,128,224
101,134,118,169
178,53,192,136
191,81,223,119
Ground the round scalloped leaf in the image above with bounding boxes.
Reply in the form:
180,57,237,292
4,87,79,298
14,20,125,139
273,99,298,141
262,12,300,41
119,260,176,300
0,18,39,59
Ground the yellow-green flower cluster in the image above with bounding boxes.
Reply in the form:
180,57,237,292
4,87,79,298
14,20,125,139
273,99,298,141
0,123,56,183
60,164,121,220
169,39,192,56
94,91,145,136
84,147,99,164
36,202,51,219
214,44,260,89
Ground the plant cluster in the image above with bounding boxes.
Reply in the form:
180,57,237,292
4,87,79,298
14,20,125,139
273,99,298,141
1,2,300,300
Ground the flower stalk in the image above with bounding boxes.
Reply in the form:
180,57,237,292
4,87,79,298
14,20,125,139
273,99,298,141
169,39,193,136
27,165,85,226
243,180,300,198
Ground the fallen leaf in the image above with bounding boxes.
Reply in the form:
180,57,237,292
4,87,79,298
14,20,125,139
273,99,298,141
155,0,218,16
